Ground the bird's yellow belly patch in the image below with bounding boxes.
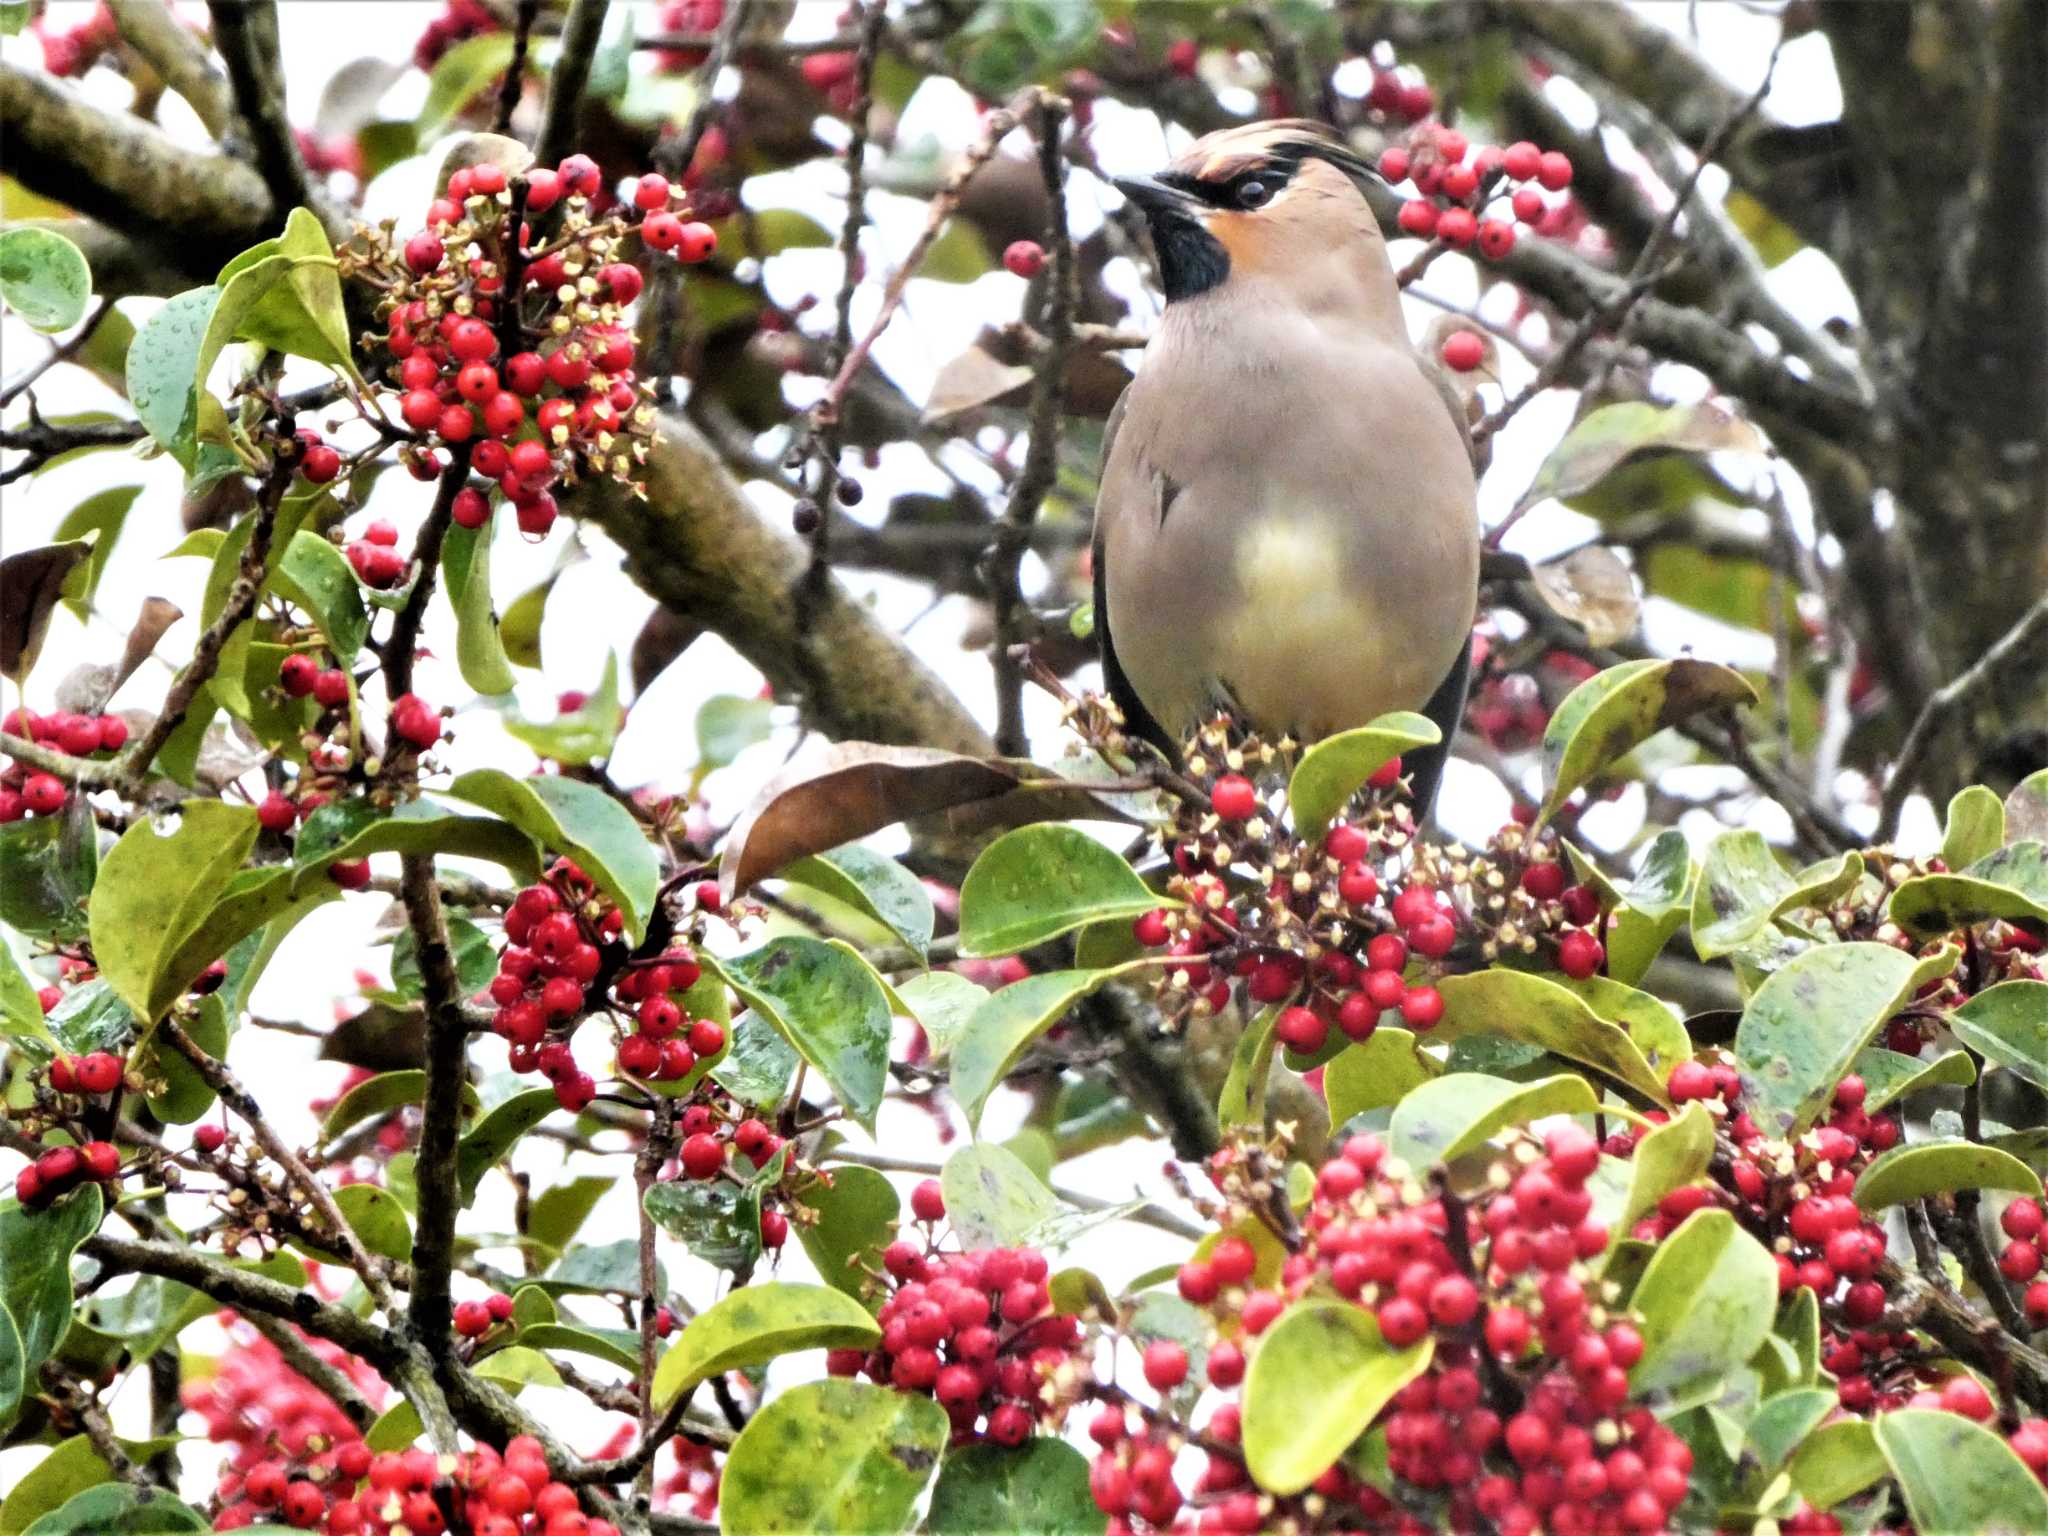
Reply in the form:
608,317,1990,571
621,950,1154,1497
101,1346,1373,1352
1218,517,1415,734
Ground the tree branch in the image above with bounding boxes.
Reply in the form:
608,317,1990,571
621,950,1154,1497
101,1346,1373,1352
208,1,333,238
108,0,237,139
535,0,609,169
398,851,474,1357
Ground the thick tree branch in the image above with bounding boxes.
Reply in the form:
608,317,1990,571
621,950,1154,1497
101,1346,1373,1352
575,415,991,757
535,0,609,169
399,852,474,1357
108,0,237,139
209,1,336,238
0,61,272,271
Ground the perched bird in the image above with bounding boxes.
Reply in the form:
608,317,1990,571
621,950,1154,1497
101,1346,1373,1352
1094,120,1479,814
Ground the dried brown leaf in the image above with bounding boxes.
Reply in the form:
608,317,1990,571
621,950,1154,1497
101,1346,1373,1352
0,541,91,684
1530,545,1641,647
923,345,1033,425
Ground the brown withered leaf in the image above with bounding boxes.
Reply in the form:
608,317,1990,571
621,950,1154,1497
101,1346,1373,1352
1530,545,1641,647
719,743,1136,901
0,541,91,685
1515,400,1763,515
923,345,1033,424
119,598,184,693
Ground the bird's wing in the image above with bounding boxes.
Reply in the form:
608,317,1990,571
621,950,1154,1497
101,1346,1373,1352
1091,388,1174,754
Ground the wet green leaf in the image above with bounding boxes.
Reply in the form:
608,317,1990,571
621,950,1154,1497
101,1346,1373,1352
457,1088,559,1204
1388,1073,1600,1168
1850,1045,1976,1111
718,1380,947,1536
441,511,516,697
10,1451,200,1535
51,485,141,623
959,825,1160,957
208,208,354,375
141,992,228,1123
417,31,519,136
1620,1102,1715,1230
1540,659,1757,820
1942,786,2006,871
1629,1210,1778,1412
1434,968,1673,1106
1217,1003,1283,1131
446,768,659,942
42,979,133,1057
126,286,221,471
272,531,368,664
927,1438,1103,1536
0,813,95,942
1889,843,2048,939
504,653,623,766
952,966,1129,1130
713,938,892,1133
1733,941,1957,1136
0,226,90,332
1789,1417,1887,1510
941,1141,1060,1248
1324,1028,1439,1129
526,1175,612,1255
1565,830,1694,984
1242,1300,1434,1495
696,693,775,768
893,970,987,1061
651,1281,879,1408
783,845,934,963
1691,832,1859,959
90,801,260,1023
0,1185,101,1436
1948,981,2048,1092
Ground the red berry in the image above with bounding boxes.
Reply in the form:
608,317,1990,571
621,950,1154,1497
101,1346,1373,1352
1397,199,1439,238
911,1179,946,1222
1165,38,1199,78
96,715,127,751
1210,774,1258,821
1441,330,1484,372
1437,207,1477,247
1557,929,1604,979
1512,187,1545,224
76,1050,123,1094
1275,1005,1328,1053
452,488,491,530
404,231,444,275
680,1133,724,1180
633,173,671,211
1003,240,1047,279
194,1123,226,1153
328,858,371,889
302,444,342,483
1537,151,1574,191
687,1018,725,1057
1476,219,1516,260
82,1140,120,1180
2003,1197,2045,1241
1378,147,1411,183
1142,1339,1188,1391
454,1299,491,1336
22,774,66,815
1399,985,1444,1030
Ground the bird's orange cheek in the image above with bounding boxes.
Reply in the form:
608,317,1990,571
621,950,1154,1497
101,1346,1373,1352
1203,212,1266,273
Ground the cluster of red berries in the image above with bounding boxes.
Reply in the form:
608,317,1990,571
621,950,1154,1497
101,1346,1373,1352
412,0,498,70
359,151,711,523
453,1289,517,1339
652,0,724,70
826,1228,1086,1448
1995,1195,2048,1326
1385,125,1575,261
341,516,405,587
189,1306,387,1532
1467,642,1598,757
12,1134,120,1208
45,1047,127,1099
657,1436,722,1525
2,707,130,817
277,651,355,714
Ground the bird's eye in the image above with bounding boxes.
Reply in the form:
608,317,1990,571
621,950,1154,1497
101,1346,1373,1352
1236,177,1276,210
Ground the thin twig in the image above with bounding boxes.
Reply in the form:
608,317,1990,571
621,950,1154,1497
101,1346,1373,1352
239,1309,379,1431
381,449,476,705
208,1,325,227
535,0,611,169
988,91,1072,758
1879,594,2048,840
495,0,541,135
0,297,115,407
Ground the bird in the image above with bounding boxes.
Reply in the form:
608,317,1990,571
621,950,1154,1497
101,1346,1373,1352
1092,119,1480,817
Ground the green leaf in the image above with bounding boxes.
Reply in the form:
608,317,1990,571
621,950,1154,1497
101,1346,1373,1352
446,769,660,942
291,1183,412,1264
644,1166,766,1276
894,971,988,1061
1566,830,1694,984
1620,1102,1715,1230
1789,1417,1888,1511
23,1486,205,1536
291,796,540,890
1744,1385,1835,1474
0,804,97,941
42,979,134,1056
1241,1300,1434,1495
127,285,221,470
927,1439,1104,1536
51,484,142,622
418,31,520,136
320,1069,476,1144
527,1175,612,1255
273,531,369,664
1889,842,2048,939
0,1185,101,1434
713,939,892,1133
1690,831,1860,959
1324,1029,1439,1128
1628,1209,1778,1412
719,1380,948,1536
710,1008,802,1111
1388,1073,1600,1168
1434,969,1674,1106
958,825,1160,957
696,693,774,768
1217,1003,1284,1132
90,801,259,1023
1516,400,1762,515
783,846,934,963
504,654,623,766
441,512,516,696
795,1165,900,1307
651,1281,879,1408
392,916,497,1001
1286,711,1443,840
1875,1407,2048,1536
1853,1139,2041,1212
1949,981,2048,1092
1851,1045,1977,1111
0,1303,23,1435
951,966,1128,1130
1540,659,1757,819
513,1323,640,1372
1555,973,1693,1074
916,218,995,284
1942,786,2007,870
142,992,228,1123
1733,941,1958,1136
941,1141,1061,1248
2008,769,2048,844
0,227,90,333
537,1239,653,1297
457,1088,560,1204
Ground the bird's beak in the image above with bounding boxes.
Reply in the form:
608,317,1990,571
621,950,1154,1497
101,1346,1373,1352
1113,174,1198,221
